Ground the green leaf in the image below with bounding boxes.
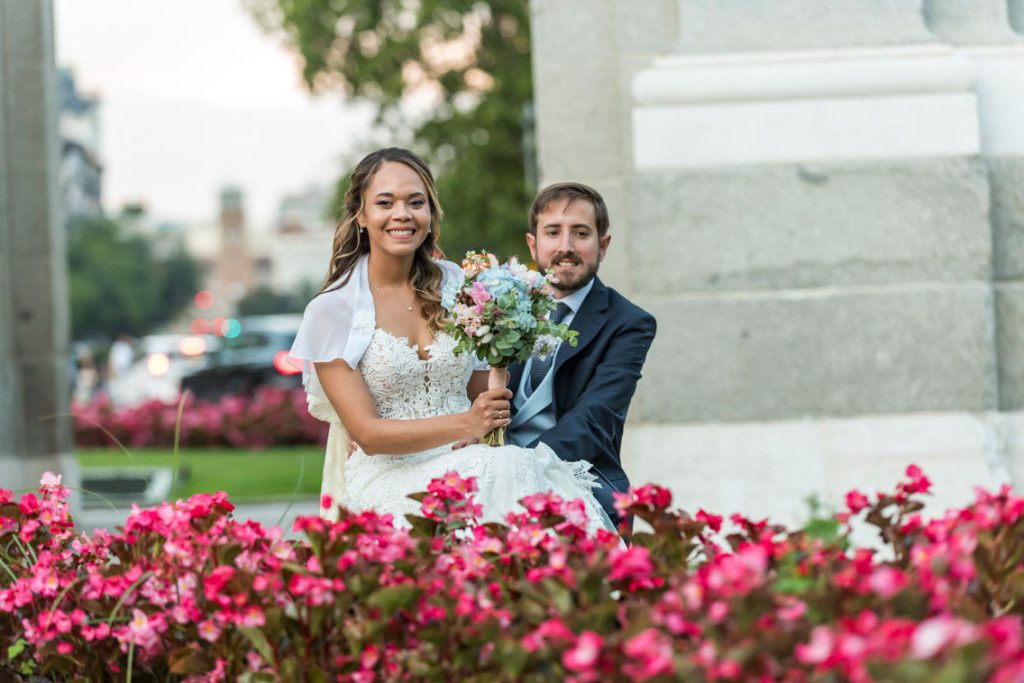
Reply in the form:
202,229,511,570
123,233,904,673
366,584,423,616
168,647,215,675
6,638,26,660
241,626,276,665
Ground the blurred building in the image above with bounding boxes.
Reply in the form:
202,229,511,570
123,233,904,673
531,0,1024,522
262,185,334,292
201,186,257,316
57,67,102,229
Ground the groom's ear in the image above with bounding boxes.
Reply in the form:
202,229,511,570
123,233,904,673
598,233,611,262
525,231,538,262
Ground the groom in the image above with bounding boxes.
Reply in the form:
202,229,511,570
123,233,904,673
506,182,657,531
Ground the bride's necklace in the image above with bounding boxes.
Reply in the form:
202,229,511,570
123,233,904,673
369,277,415,312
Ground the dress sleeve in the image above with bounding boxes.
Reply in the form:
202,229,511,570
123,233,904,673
288,272,375,401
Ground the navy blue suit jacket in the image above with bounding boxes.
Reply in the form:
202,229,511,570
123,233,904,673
508,277,657,528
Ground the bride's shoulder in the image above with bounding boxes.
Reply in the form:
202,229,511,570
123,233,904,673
301,277,357,322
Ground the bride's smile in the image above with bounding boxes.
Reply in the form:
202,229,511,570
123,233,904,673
358,161,433,257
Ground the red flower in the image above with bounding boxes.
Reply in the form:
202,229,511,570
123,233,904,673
562,631,603,672
845,489,870,514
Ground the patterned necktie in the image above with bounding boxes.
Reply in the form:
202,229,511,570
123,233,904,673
530,302,572,392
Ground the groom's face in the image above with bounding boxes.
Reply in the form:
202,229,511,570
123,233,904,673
527,198,610,296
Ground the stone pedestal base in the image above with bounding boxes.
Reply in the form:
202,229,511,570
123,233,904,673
623,411,1021,526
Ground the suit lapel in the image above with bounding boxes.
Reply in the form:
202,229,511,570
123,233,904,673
553,278,609,374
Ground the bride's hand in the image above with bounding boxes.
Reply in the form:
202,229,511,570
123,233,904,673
465,387,512,439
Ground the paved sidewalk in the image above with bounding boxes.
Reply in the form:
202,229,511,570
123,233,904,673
77,498,321,537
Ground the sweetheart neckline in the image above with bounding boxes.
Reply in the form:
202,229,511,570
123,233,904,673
373,327,452,362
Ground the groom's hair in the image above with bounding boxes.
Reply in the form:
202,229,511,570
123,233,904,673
529,182,610,237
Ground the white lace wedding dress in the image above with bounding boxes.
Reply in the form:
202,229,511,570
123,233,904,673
317,327,613,533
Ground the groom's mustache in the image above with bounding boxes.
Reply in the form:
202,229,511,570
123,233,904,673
549,252,582,265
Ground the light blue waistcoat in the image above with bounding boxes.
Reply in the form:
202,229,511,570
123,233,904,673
507,356,557,447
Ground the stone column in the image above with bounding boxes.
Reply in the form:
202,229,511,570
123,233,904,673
0,0,78,497
529,0,678,290
925,0,1024,483
530,0,1024,523
924,0,1022,45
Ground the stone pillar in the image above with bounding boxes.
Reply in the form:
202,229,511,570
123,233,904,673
676,0,935,53
532,0,1022,524
924,0,1022,45
927,1,1024,483
529,0,678,290
0,0,78,497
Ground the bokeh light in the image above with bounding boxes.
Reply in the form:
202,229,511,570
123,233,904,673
190,318,209,335
273,350,300,376
222,318,242,338
179,336,206,356
210,317,225,336
194,290,214,310
147,353,170,376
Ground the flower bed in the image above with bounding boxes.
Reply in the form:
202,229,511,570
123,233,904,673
1,466,1022,681
73,388,328,449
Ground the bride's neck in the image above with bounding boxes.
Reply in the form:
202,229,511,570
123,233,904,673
367,251,414,288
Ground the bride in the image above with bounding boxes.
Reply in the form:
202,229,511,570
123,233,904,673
288,148,614,533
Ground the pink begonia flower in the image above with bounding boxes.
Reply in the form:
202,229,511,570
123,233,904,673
696,509,723,532
845,489,870,514
239,605,266,628
868,566,907,598
902,464,932,495
562,631,603,672
623,628,675,680
609,545,653,583
198,620,221,642
796,626,835,665
911,615,976,659
40,471,62,487
320,493,333,510
19,493,39,515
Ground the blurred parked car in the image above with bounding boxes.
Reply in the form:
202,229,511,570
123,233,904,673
180,315,302,402
107,334,220,407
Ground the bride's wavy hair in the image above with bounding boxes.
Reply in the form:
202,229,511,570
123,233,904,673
320,147,447,332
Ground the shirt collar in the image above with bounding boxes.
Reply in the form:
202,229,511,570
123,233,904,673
556,277,595,315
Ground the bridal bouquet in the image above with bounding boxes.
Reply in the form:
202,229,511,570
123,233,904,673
442,251,578,445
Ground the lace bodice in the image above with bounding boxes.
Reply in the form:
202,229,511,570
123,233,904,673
357,329,474,420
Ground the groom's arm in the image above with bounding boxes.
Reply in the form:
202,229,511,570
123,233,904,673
533,312,656,464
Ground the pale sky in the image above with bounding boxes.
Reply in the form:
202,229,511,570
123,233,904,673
54,0,374,228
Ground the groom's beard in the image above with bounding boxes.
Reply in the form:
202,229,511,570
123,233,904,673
541,251,599,294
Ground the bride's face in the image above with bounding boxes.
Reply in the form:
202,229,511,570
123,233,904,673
358,161,433,258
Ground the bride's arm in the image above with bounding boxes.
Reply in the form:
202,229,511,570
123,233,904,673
315,360,511,455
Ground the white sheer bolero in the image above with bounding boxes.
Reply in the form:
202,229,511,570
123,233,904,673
287,254,484,516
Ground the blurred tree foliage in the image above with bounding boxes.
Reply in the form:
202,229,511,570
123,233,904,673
245,0,534,261
68,218,202,340
237,281,319,316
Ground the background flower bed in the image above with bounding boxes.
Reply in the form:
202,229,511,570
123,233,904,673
1,467,1023,681
73,388,328,449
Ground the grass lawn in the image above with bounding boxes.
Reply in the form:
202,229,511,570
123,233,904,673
76,447,325,501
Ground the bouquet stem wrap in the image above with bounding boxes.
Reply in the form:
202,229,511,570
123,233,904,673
485,366,509,447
